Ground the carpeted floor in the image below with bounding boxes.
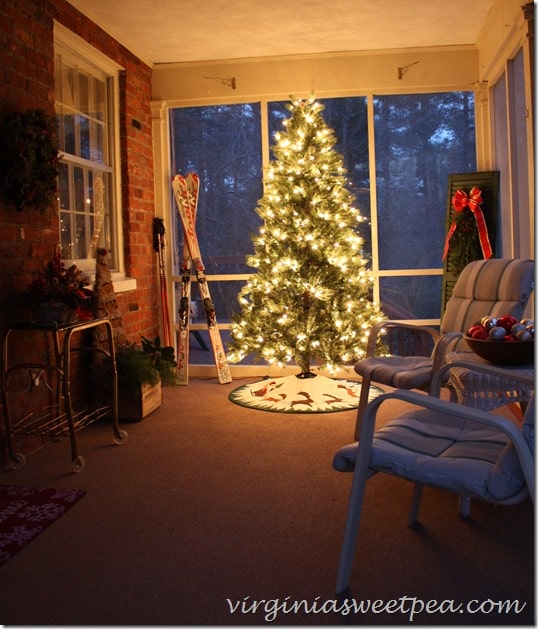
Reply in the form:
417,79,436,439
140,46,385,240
0,377,534,625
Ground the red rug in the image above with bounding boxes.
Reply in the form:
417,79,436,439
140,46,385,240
0,484,86,567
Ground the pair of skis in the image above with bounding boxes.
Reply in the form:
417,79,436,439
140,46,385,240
172,173,232,385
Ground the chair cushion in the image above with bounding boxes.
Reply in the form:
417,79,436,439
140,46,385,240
333,408,527,503
441,258,534,335
354,356,433,389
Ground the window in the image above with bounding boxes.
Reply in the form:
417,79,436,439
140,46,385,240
373,92,476,320
492,48,532,258
170,103,263,326
54,24,122,273
269,97,371,255
169,93,476,367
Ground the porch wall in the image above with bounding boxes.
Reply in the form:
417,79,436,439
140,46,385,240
0,0,159,467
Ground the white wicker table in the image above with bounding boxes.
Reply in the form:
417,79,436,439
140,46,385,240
446,351,534,415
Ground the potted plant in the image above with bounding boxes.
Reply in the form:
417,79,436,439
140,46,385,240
140,335,179,386
112,336,178,421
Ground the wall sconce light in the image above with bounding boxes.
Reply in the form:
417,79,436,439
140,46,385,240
203,76,237,89
397,60,420,80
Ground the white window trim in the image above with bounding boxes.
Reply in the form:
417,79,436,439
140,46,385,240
54,22,135,293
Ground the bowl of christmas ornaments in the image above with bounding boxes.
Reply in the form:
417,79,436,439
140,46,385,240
464,315,534,365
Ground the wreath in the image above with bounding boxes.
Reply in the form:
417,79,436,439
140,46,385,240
442,187,492,272
0,108,60,213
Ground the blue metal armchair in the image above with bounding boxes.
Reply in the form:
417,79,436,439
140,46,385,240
353,258,534,439
333,362,534,595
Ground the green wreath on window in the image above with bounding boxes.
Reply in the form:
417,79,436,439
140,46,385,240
0,108,60,213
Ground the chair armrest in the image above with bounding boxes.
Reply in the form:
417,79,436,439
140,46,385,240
365,320,440,357
359,384,535,500
430,331,464,374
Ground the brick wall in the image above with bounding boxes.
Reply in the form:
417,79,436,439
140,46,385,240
0,0,159,467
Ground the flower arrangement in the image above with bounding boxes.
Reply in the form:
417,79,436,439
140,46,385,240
28,250,95,320
0,108,60,213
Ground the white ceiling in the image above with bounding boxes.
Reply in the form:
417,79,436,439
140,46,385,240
66,0,495,67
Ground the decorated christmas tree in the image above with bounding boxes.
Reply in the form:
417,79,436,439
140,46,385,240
228,96,384,378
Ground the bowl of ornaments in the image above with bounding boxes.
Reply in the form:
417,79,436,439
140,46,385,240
464,314,534,365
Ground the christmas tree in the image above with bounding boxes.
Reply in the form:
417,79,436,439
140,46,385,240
228,95,384,377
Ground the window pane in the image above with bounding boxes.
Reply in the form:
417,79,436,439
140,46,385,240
62,113,76,155
95,122,104,162
174,278,245,327
374,93,476,270
170,103,263,277
269,97,371,256
65,66,76,107
79,73,89,115
74,166,85,212
59,165,111,261
60,211,73,259
90,172,111,259
93,78,105,122
380,275,442,320
189,329,235,365
54,46,115,266
75,213,88,259
79,115,90,160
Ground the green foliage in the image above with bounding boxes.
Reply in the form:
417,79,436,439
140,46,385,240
102,337,178,390
445,209,484,273
228,95,384,374
0,108,60,213
115,344,161,389
141,336,179,386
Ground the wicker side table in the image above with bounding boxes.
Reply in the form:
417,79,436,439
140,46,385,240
446,351,534,414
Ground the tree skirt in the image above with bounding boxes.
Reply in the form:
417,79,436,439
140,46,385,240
0,485,86,566
229,374,384,414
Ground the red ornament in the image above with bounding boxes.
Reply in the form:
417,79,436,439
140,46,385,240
471,327,488,340
467,325,484,337
497,315,518,331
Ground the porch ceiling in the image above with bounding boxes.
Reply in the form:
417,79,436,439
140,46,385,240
65,0,495,67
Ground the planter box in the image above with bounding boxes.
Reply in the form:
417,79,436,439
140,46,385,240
118,380,162,422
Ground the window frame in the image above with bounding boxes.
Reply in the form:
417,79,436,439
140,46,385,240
490,46,534,259
54,22,132,288
168,92,476,327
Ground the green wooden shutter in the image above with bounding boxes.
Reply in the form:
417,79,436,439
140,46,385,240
441,171,499,314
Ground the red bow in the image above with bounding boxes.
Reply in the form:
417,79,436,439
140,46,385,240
442,186,492,261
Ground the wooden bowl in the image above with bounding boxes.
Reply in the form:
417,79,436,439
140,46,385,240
463,335,534,366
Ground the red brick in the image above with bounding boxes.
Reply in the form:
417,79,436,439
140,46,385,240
0,0,159,465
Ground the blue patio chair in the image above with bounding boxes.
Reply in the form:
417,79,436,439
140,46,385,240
332,362,534,595
352,258,534,439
